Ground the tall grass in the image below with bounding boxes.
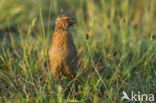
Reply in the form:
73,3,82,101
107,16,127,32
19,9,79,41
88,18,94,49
0,0,156,103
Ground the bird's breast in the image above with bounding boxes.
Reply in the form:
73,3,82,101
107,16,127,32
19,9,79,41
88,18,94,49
49,32,75,59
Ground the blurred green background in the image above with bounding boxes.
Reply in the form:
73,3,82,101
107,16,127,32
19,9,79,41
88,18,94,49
0,0,156,103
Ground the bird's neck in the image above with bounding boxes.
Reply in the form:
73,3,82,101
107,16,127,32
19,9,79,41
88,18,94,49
54,27,69,35
55,25,69,32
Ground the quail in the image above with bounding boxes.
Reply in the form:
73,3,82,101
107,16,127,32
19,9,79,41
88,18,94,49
49,15,79,80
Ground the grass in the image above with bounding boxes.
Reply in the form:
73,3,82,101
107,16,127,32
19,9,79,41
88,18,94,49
0,0,156,103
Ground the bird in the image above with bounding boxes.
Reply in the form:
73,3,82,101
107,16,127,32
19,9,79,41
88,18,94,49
49,15,79,80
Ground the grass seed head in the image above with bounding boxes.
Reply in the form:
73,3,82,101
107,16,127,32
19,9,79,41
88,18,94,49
107,54,112,60
86,33,89,40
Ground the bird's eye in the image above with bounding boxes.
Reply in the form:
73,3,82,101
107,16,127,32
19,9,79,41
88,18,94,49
67,18,70,20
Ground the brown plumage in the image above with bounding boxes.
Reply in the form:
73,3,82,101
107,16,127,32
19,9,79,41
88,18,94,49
49,16,79,80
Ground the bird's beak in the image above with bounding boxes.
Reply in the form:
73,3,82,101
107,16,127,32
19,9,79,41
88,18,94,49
69,20,76,26
71,19,76,24
69,17,76,25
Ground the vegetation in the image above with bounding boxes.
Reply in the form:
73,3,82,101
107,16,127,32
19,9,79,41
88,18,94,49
0,0,156,102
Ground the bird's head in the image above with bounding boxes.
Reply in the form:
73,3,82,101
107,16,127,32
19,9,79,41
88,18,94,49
55,15,76,31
